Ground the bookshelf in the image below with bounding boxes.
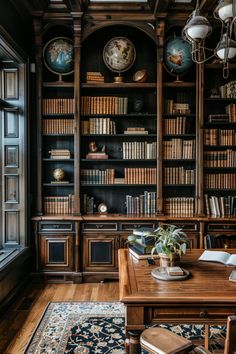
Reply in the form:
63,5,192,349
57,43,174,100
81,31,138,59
203,63,236,218
80,25,157,216
32,6,236,283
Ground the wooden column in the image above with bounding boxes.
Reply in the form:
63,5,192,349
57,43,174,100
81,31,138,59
72,12,83,215
33,14,43,215
196,63,205,216
156,18,165,215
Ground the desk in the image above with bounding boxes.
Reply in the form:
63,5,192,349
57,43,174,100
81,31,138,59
119,249,236,354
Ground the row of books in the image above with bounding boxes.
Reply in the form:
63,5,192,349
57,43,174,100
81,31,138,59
124,168,157,184
219,81,236,99
164,100,191,115
48,149,71,159
81,96,128,115
163,117,193,135
81,169,115,184
225,103,236,122
163,139,195,160
43,195,74,215
204,128,236,146
81,168,157,185
164,167,195,185
125,191,156,215
205,173,236,189
122,141,157,159
81,118,116,135
204,194,236,217
204,150,236,167
164,197,195,216
204,234,236,249
42,119,74,134
42,98,74,114
85,71,104,83
82,194,95,214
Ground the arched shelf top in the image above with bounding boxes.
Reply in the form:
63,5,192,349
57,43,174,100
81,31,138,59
82,21,157,44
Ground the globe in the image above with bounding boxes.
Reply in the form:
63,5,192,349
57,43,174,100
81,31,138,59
164,36,193,77
103,37,136,73
43,37,74,76
53,168,65,182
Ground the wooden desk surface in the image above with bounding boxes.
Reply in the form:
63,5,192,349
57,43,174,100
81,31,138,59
119,249,236,304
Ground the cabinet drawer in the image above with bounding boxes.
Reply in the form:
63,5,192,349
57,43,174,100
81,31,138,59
207,223,236,232
120,223,156,231
148,306,236,323
82,223,118,232
39,222,74,232
165,222,198,231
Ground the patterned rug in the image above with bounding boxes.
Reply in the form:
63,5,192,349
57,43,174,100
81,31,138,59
24,302,226,354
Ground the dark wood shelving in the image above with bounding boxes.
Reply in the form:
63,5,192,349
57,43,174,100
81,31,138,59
163,114,196,118
42,113,74,117
42,134,74,137
43,158,75,161
163,184,195,187
81,134,157,137
81,83,156,89
163,134,196,138
43,82,74,87
163,82,195,88
81,184,156,187
43,183,74,187
81,159,156,162
81,113,156,118
205,62,236,69
163,159,195,162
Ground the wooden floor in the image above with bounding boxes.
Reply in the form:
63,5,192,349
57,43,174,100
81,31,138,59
0,281,120,354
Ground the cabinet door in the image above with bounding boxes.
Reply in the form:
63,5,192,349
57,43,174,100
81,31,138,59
40,234,74,271
83,234,119,271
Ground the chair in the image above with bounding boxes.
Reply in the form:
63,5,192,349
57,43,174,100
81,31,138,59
140,316,236,354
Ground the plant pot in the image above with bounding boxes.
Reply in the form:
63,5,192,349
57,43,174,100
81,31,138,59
159,253,180,268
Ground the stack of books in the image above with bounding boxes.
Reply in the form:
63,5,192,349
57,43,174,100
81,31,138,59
86,71,104,83
86,151,108,159
128,227,158,259
49,149,71,159
124,127,149,135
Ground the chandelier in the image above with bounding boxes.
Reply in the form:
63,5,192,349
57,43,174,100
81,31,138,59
182,0,236,78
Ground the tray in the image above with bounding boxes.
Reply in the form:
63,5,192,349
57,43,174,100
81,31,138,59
151,267,190,281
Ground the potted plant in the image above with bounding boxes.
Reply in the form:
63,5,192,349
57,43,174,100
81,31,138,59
128,224,188,267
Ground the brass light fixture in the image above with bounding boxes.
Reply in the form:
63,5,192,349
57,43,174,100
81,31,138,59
182,0,236,78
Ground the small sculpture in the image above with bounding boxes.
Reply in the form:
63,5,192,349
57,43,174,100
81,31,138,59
89,141,98,153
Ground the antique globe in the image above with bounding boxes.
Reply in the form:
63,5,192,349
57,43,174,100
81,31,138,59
103,37,136,82
164,36,193,78
53,168,65,182
43,37,74,79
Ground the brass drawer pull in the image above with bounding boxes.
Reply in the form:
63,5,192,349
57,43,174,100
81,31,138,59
199,311,207,318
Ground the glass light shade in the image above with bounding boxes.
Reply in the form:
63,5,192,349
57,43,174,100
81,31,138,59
183,14,212,42
216,46,236,59
216,2,233,21
216,34,236,59
186,24,211,40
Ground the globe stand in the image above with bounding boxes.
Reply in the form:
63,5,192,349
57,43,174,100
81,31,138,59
174,75,183,83
114,73,124,83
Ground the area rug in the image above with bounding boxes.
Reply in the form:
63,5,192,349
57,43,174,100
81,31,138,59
25,302,226,354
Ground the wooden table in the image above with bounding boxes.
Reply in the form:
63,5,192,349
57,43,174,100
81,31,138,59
119,249,236,354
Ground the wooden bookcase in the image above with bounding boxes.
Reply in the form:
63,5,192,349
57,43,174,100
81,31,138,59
32,4,236,283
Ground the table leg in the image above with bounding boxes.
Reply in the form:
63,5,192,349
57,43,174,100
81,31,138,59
126,330,142,354
204,324,209,349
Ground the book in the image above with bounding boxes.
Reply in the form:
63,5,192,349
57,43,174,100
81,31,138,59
130,241,153,254
198,250,236,266
133,227,154,236
128,246,159,260
166,266,184,276
229,270,236,282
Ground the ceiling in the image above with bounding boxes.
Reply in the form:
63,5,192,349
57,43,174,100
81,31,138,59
8,0,219,19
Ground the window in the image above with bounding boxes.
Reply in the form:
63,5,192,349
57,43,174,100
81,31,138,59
0,31,28,266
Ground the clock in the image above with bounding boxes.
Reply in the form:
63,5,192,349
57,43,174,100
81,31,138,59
98,203,108,215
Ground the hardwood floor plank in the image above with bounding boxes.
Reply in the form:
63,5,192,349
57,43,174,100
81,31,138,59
0,281,120,354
